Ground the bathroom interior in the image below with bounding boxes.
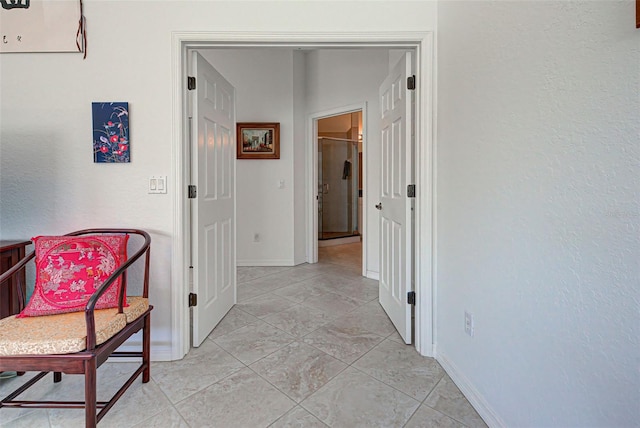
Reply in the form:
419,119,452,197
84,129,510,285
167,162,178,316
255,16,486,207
317,111,363,247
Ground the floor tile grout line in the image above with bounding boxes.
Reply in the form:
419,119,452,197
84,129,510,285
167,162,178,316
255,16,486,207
265,404,329,428
237,266,297,284
420,375,475,428
159,342,247,408
133,377,186,428
246,349,350,407
238,269,327,293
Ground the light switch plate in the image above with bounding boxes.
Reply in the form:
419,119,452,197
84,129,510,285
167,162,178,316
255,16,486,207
149,176,167,194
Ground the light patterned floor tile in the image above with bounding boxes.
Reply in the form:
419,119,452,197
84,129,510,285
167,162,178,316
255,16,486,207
321,275,379,302
175,368,295,427
265,266,325,285
213,320,295,365
207,305,260,340
301,367,419,427
0,243,485,428
425,375,488,428
152,339,243,403
238,266,292,284
405,404,465,428
0,372,43,425
132,406,189,428
269,406,328,428
302,324,384,364
48,375,171,428
1,364,147,427
0,409,50,428
301,292,366,318
330,300,397,337
262,305,335,337
388,329,406,344
238,293,297,318
250,341,347,402
272,280,330,304
353,339,445,400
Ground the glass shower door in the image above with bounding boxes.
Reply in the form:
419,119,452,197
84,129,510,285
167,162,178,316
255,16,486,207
317,142,323,241
318,138,359,241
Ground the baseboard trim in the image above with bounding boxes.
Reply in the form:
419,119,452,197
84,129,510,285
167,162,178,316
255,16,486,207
237,259,295,267
366,270,379,280
437,351,505,428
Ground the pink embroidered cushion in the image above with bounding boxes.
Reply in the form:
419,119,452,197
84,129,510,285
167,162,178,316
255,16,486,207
18,234,129,317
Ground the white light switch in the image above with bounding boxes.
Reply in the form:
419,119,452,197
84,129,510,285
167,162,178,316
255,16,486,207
149,176,167,194
278,179,285,189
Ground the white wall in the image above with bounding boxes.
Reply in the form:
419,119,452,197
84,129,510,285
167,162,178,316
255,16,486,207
292,51,307,265
0,1,436,360
200,49,296,266
436,1,640,426
306,49,391,276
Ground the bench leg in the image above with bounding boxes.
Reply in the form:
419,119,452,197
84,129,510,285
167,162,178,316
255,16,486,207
143,313,151,383
84,358,97,428
53,372,62,383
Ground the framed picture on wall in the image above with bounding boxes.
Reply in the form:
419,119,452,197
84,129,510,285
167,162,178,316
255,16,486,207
236,122,280,159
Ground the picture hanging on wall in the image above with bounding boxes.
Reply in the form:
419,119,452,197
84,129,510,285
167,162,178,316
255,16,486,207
236,122,280,159
92,102,130,163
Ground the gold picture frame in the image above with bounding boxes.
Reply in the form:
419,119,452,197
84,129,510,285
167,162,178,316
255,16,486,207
236,122,280,159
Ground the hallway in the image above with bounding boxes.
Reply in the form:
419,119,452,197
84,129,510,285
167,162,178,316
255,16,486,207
0,244,486,427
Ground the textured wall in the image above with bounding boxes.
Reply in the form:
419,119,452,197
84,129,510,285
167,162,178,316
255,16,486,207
0,1,436,359
437,1,640,426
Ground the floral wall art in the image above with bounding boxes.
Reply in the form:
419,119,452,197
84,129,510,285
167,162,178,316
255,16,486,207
92,102,130,163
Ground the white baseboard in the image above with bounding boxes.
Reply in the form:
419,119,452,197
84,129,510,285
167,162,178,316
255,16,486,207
437,351,505,428
366,270,379,280
237,259,295,267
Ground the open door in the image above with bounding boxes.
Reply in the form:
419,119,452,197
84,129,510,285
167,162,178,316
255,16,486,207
377,52,413,344
190,52,236,347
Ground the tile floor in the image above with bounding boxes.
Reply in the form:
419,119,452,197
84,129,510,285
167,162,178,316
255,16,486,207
0,243,487,428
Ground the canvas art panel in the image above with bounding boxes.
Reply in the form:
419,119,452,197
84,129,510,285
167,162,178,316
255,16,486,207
92,102,130,163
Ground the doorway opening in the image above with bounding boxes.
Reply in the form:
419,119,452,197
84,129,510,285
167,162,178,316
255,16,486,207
316,111,364,282
317,111,362,247
172,32,435,361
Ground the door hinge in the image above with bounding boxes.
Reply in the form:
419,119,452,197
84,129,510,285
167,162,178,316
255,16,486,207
407,291,416,305
407,184,416,198
407,75,416,90
187,76,196,90
188,185,197,199
188,293,198,307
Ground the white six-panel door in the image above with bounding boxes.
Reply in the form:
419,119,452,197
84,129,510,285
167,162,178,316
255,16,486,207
191,52,236,347
378,52,413,344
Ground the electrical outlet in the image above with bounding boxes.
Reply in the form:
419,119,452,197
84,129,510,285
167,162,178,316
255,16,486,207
253,233,260,242
464,311,474,337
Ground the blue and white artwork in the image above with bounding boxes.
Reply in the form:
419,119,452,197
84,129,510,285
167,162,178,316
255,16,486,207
92,102,130,163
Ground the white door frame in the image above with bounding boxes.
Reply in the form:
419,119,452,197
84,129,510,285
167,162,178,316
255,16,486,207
171,31,435,360
308,103,367,278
